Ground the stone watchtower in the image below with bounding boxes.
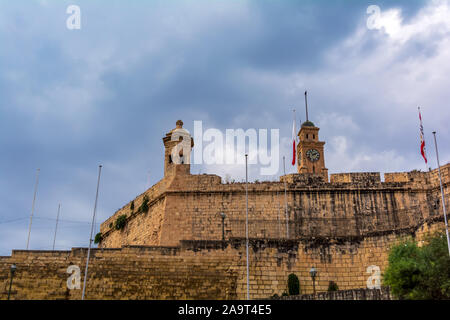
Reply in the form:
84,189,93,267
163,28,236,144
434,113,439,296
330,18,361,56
296,120,328,182
162,120,194,177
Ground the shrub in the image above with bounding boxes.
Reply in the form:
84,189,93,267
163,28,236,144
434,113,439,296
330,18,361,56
328,281,339,292
115,214,127,230
94,232,103,244
139,195,149,213
383,232,450,299
109,222,113,229
288,273,300,295
281,291,288,297
130,200,135,211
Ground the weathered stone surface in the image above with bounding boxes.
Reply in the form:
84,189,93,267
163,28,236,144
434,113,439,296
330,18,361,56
1,121,448,300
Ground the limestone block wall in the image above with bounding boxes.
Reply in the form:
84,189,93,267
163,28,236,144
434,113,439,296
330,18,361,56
99,164,449,249
1,219,446,300
330,172,381,184
0,245,239,300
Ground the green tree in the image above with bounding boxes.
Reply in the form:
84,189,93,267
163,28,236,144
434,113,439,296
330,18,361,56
383,232,450,299
328,281,339,292
287,273,300,295
94,232,103,244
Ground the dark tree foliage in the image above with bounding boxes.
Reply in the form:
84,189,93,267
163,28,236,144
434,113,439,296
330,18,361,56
288,273,300,295
140,195,149,213
130,200,135,211
115,214,127,230
94,232,103,244
383,232,450,300
328,281,339,292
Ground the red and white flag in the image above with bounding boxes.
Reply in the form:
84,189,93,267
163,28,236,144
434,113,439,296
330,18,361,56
418,107,427,164
291,111,297,166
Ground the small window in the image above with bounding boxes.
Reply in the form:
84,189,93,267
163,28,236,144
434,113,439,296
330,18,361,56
313,134,315,139
306,134,309,139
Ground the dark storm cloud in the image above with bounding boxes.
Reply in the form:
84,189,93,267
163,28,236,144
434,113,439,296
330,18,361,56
0,0,447,255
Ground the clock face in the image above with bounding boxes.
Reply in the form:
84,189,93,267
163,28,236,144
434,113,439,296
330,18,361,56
306,149,320,162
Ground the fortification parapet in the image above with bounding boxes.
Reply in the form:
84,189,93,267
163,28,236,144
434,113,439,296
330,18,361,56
330,172,381,185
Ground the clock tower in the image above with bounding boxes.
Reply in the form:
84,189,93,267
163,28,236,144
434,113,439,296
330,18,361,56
296,91,328,181
296,120,328,181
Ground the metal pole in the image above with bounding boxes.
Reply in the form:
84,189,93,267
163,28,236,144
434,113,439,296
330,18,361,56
277,191,281,238
245,154,250,300
313,277,316,296
222,216,225,241
52,204,61,251
304,91,309,122
26,168,40,250
432,132,450,257
82,165,102,300
283,156,289,239
7,272,14,300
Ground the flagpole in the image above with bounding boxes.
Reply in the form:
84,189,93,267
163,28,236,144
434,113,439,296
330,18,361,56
245,154,250,300
277,191,281,238
26,168,40,250
304,91,309,122
283,156,289,239
52,204,61,251
82,165,103,300
432,132,450,257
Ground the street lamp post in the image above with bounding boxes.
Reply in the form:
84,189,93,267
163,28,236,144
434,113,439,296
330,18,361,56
309,267,317,296
8,264,16,300
219,212,226,241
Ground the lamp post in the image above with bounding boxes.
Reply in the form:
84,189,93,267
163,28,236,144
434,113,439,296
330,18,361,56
309,266,317,296
219,212,226,241
8,264,16,300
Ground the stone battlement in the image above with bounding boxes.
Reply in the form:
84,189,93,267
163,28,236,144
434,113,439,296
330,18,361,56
99,163,449,249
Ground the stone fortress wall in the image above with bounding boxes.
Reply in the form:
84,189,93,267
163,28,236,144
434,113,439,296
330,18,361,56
1,119,448,300
1,163,447,299
99,164,449,249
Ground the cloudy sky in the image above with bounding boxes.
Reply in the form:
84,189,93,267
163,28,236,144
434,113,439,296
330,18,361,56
1,0,449,255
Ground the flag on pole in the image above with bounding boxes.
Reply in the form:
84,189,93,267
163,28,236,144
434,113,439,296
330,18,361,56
418,107,427,164
291,110,297,166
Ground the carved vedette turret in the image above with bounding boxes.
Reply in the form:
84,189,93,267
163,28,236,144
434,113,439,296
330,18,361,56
162,120,194,177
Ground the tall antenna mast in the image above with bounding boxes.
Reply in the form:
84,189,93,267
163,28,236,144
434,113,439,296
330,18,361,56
304,91,309,122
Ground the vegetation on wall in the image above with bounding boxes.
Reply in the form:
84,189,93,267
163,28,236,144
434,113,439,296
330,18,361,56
139,195,149,213
94,232,103,244
327,281,339,292
383,232,450,300
287,273,300,295
130,200,135,212
115,214,128,230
